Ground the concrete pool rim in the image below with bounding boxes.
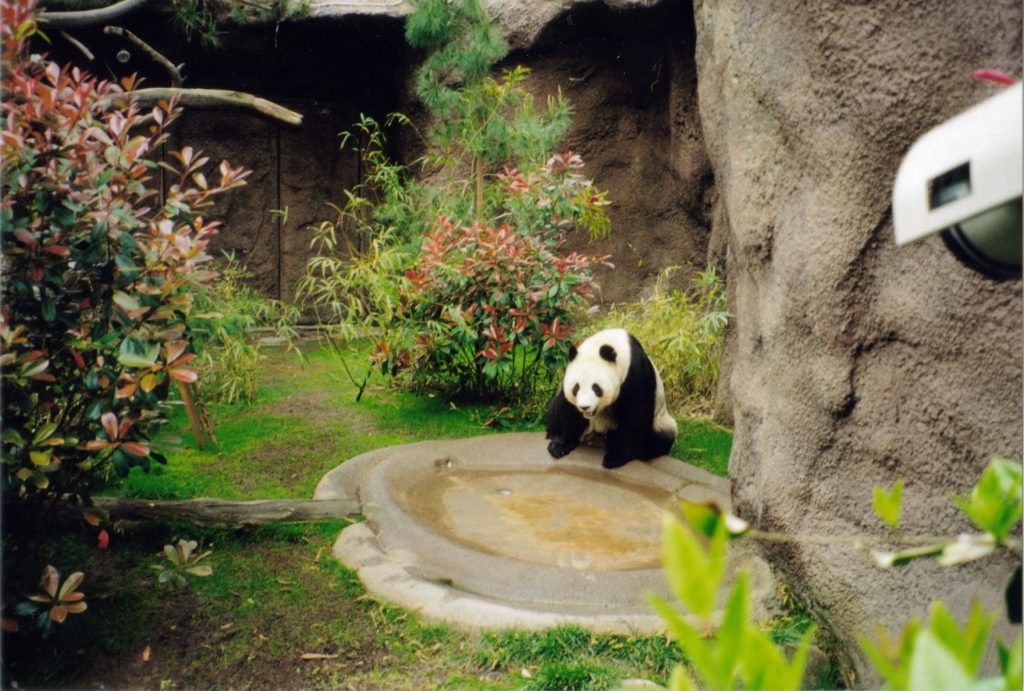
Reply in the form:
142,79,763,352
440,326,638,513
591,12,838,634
315,432,774,634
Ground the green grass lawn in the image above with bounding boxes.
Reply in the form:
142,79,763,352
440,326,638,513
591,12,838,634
8,344,825,690
112,345,732,502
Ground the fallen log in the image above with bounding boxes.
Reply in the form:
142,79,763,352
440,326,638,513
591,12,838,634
91,496,359,529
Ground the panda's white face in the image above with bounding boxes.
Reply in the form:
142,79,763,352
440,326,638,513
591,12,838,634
562,329,631,420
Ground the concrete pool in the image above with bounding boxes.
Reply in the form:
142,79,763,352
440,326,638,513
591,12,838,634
315,432,774,633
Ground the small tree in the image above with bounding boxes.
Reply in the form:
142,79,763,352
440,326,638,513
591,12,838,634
300,0,611,402
0,0,247,600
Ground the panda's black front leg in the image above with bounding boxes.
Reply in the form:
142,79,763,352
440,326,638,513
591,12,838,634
545,390,587,459
602,428,637,469
602,414,652,468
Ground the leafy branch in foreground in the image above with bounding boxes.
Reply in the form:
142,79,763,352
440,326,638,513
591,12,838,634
1,0,244,633
649,517,813,690
652,457,1023,690
861,600,1021,691
869,458,1022,569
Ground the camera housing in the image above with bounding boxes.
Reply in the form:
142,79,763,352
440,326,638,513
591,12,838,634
893,82,1022,279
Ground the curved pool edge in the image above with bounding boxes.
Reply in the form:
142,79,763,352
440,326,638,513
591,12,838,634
316,432,776,633
333,521,672,635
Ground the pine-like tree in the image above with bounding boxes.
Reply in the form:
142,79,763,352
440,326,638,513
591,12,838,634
406,0,573,221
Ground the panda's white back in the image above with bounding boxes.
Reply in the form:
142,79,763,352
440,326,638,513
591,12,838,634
651,362,677,437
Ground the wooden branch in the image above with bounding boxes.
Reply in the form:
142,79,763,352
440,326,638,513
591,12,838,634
176,381,212,450
105,87,303,127
40,0,151,29
60,30,95,61
104,25,183,87
92,496,360,528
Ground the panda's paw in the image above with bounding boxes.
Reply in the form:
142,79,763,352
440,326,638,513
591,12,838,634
547,439,575,459
602,452,630,469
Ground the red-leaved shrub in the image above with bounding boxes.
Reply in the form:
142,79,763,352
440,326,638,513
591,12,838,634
1,0,247,610
382,215,608,400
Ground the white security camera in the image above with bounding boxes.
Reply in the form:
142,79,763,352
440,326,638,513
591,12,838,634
893,82,1022,279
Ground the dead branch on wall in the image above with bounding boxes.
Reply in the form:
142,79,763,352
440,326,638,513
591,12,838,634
39,1,303,127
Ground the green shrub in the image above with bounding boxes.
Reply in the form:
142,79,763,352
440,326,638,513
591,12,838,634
588,266,728,416
191,255,299,405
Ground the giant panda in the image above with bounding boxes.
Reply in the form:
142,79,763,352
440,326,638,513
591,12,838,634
545,328,677,469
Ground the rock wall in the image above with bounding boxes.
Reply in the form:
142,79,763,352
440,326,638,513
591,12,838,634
158,17,414,301
509,1,714,303
68,13,417,301
693,0,1023,682
90,2,712,305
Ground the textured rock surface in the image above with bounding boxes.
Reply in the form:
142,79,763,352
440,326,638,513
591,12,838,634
77,11,414,301
693,0,1023,682
306,0,662,50
510,1,713,303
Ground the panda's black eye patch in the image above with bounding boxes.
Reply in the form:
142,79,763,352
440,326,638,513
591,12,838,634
572,383,580,396
592,384,603,397
599,345,616,363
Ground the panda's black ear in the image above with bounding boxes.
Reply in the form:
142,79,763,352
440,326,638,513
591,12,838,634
567,344,578,361
599,345,617,363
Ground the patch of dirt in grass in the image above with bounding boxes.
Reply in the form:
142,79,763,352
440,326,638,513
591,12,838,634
258,388,347,422
52,539,396,690
238,395,402,497
238,357,399,496
243,433,345,496
251,390,398,436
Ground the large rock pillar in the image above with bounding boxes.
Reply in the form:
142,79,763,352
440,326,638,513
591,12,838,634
693,0,1022,683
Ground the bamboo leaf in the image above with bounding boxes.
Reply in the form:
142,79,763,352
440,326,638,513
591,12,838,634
952,458,1023,541
662,512,725,618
